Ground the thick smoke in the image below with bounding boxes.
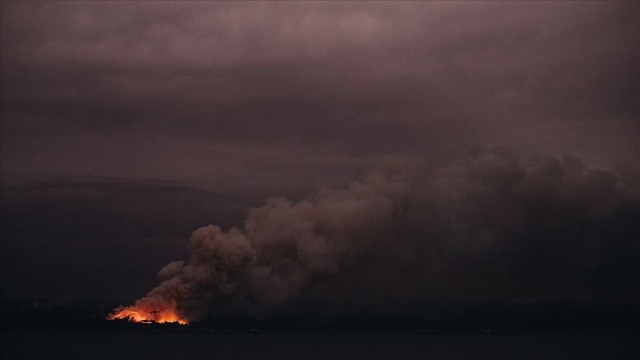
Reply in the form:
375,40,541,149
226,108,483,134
118,147,640,321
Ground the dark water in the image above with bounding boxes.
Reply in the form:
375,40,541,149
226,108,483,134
2,331,638,360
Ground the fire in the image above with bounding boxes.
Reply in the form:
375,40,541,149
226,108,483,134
108,306,188,325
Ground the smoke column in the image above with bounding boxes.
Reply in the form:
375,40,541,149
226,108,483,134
110,147,640,322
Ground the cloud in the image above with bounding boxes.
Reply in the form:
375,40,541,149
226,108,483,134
2,1,638,172
115,148,639,321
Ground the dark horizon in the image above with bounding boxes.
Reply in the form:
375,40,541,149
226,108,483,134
1,2,639,320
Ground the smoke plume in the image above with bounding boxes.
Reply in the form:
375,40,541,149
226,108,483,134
113,147,640,321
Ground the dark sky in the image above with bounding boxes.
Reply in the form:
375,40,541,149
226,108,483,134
1,2,639,303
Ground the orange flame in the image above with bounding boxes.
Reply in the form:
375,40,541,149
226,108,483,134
108,306,188,325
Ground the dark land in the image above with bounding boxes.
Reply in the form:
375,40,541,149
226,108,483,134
2,298,639,334
3,299,639,360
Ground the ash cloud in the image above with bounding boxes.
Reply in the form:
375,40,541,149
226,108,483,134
127,148,639,321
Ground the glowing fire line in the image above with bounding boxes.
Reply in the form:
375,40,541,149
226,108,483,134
108,307,188,325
